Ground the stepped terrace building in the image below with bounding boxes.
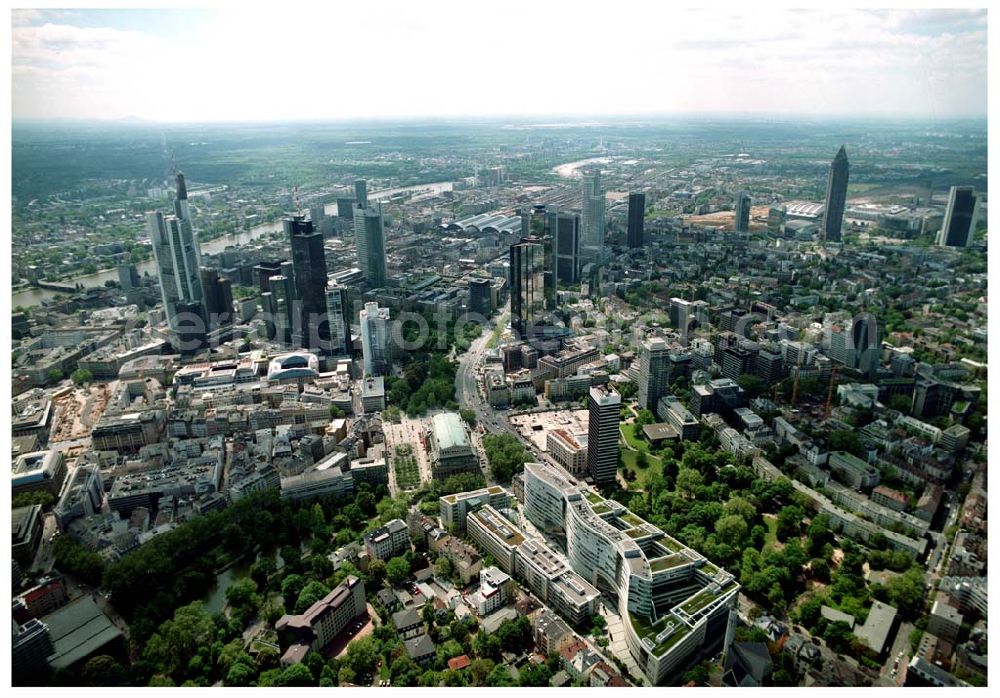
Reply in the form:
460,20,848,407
439,485,512,532
522,462,739,685
465,504,599,626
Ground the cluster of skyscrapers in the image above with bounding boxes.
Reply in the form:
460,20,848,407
147,174,388,359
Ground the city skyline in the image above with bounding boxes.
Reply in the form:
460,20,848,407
7,2,990,690
10,4,989,123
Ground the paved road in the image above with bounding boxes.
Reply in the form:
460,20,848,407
453,305,584,481
454,307,519,484
30,512,59,574
883,620,914,686
455,308,516,438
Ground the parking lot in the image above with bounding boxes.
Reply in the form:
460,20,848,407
509,408,589,452
330,604,379,659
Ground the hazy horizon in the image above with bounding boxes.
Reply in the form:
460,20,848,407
11,3,989,123
11,112,991,125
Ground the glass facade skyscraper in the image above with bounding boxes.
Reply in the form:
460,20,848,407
822,145,849,242
627,191,645,247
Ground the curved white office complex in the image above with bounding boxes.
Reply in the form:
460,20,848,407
522,462,739,685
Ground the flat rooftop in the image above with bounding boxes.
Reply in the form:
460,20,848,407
470,506,525,547
44,596,123,670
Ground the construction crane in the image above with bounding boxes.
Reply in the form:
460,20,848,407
824,365,838,419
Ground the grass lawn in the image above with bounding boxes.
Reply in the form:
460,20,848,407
762,514,780,552
621,422,651,452
620,423,663,488
620,448,662,489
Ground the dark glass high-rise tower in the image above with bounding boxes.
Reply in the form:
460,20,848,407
822,145,849,242
286,216,329,350
526,205,556,309
200,268,234,328
734,191,751,235
324,282,353,357
551,209,580,284
627,192,645,247
510,238,546,339
938,186,979,247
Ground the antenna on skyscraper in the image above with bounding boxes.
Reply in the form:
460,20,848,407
293,185,301,214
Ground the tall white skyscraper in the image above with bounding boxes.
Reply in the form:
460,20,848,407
360,301,390,377
148,173,204,330
580,169,605,255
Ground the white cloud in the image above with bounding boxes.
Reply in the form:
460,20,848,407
10,4,988,121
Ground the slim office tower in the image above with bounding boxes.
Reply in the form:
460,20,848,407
587,385,621,485
637,337,671,411
286,216,329,350
580,169,605,254
354,202,388,288
200,268,234,328
469,278,492,317
551,210,581,284
354,178,368,209
938,186,979,247
768,204,787,234
254,260,285,293
269,272,296,346
627,192,645,248
852,312,883,378
509,238,546,339
822,145,850,242
173,172,202,269
360,301,390,377
734,191,751,234
148,210,205,331
173,300,207,353
337,197,355,220
324,283,353,357
527,205,556,309
118,264,140,290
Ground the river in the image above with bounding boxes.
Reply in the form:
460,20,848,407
203,547,285,616
12,180,454,308
551,156,619,179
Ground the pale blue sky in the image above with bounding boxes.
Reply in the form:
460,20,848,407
10,3,989,122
